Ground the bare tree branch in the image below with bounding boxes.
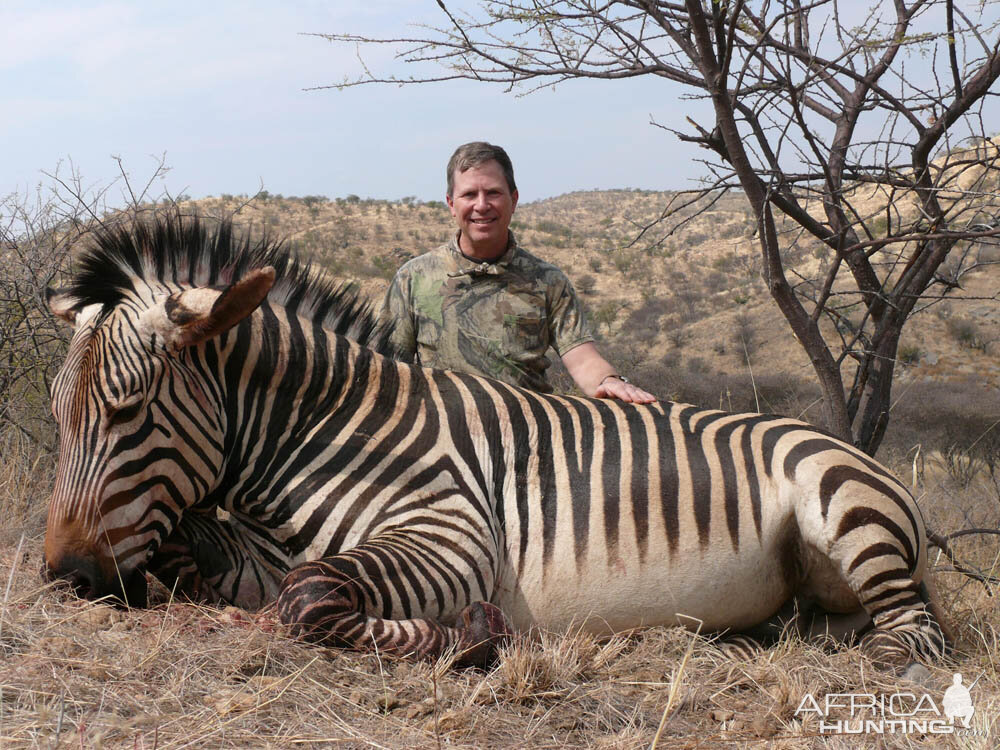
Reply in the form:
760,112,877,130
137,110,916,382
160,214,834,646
928,529,1000,591
316,0,1000,453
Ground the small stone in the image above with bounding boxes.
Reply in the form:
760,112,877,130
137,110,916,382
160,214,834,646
218,606,252,627
393,662,417,680
376,691,401,712
80,664,112,680
246,675,284,691
549,713,579,732
901,663,933,687
750,714,779,738
435,680,464,703
205,688,256,715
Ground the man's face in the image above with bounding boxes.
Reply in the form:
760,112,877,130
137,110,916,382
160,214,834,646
447,160,518,258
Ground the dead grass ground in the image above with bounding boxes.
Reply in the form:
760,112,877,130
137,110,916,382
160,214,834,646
1,447,997,749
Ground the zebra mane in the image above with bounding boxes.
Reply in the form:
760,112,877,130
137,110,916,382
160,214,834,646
66,211,398,356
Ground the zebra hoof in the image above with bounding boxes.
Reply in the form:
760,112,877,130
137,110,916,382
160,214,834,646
455,602,512,668
859,630,917,674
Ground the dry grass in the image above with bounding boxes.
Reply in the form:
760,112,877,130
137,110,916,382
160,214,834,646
2,435,997,748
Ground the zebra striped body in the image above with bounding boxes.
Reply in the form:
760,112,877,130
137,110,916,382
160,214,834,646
45,215,947,668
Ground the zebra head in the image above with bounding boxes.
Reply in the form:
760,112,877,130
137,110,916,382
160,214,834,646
44,264,275,606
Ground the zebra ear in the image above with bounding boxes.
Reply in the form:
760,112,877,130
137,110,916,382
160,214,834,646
46,287,81,324
147,266,276,351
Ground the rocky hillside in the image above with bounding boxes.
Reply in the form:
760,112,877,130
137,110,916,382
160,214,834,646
186,188,999,410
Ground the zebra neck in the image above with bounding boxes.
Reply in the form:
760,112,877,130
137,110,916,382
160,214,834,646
210,322,403,516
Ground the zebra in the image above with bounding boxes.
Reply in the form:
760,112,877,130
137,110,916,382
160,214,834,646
44,213,950,670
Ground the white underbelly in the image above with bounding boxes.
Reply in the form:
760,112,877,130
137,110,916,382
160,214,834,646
493,543,795,634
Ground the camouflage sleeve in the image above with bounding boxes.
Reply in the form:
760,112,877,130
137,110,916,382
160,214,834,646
380,270,417,360
547,272,595,356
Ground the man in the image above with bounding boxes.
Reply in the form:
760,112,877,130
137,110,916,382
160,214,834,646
380,141,655,403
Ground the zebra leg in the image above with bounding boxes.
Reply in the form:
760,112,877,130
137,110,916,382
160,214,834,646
857,581,948,669
148,511,285,609
718,596,879,660
806,531,948,670
714,598,798,659
276,553,512,667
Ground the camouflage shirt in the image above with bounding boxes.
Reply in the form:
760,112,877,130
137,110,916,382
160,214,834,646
380,232,594,392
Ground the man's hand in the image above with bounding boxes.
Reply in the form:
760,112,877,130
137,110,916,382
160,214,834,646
593,375,656,404
561,342,656,403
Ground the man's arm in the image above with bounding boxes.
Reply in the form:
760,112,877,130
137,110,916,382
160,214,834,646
561,342,656,403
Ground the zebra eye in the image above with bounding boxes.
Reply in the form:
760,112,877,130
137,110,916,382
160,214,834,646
106,396,145,428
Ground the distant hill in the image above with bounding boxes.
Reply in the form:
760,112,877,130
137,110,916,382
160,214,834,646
181,188,999,454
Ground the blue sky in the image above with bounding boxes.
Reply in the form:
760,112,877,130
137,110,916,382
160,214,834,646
5,2,996,208
1,1,710,206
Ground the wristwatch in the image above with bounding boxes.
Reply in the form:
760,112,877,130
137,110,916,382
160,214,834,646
601,374,630,385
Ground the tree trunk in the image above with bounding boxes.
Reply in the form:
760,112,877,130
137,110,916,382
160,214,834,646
849,324,902,454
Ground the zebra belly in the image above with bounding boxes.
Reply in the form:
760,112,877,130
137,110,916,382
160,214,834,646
493,544,797,635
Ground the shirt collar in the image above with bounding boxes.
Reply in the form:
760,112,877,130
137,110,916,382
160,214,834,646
447,231,519,277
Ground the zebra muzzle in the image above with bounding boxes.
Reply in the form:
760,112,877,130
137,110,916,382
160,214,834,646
45,555,149,609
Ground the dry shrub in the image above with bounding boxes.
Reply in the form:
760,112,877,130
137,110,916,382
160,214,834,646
731,312,757,360
628,357,821,421
576,273,597,295
491,630,631,704
702,269,729,296
623,296,672,337
915,470,1000,709
946,317,990,352
0,429,53,545
883,379,1000,468
939,443,990,488
667,328,688,350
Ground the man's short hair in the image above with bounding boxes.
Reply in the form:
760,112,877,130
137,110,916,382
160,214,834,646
446,142,517,197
